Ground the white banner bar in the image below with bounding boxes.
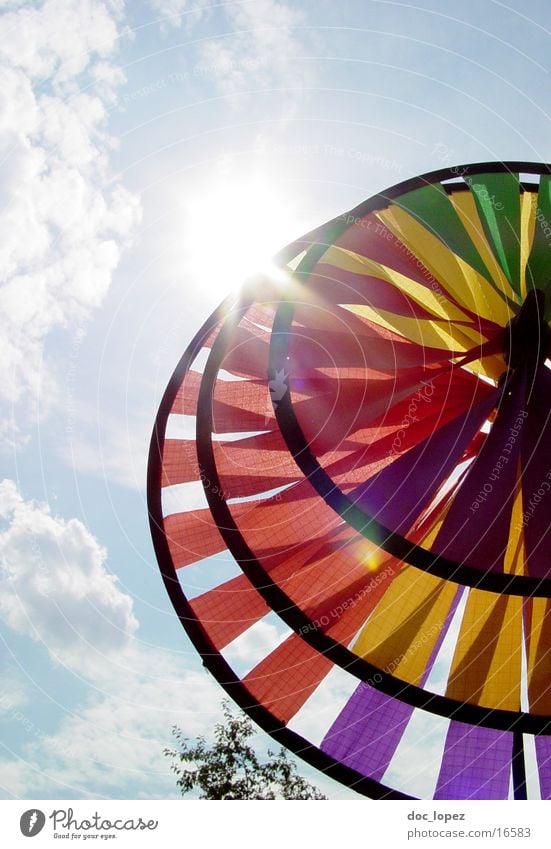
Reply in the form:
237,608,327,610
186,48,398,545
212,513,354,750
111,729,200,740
1,799,549,848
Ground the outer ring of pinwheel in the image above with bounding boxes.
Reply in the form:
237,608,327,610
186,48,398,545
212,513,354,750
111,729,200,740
194,291,551,734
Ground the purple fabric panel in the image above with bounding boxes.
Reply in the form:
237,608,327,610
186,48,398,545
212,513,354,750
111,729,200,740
434,722,512,800
351,392,498,535
520,365,551,578
432,372,527,573
535,736,551,799
320,587,464,782
320,684,412,781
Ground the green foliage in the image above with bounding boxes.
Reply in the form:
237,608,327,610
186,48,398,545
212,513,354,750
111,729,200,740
165,700,327,799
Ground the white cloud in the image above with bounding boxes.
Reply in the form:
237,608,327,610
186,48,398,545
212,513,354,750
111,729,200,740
149,0,209,31
198,0,314,96
0,673,28,714
0,479,212,798
0,480,208,798
0,0,123,89
0,0,141,444
0,480,138,672
0,644,223,798
0,637,225,798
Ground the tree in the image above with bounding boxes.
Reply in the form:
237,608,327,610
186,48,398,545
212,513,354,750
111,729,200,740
165,699,327,799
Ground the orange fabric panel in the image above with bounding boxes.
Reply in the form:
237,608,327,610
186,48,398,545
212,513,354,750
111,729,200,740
278,536,400,642
161,430,301,492
190,574,270,649
243,634,333,724
524,599,551,715
230,479,342,549
221,325,270,378
352,570,458,686
161,439,199,487
171,370,202,415
321,561,401,647
446,591,522,711
163,508,235,567
212,379,276,433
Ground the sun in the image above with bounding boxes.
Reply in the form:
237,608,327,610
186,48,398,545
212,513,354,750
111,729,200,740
185,173,294,296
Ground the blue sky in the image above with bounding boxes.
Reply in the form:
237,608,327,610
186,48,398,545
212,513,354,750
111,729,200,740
0,0,550,800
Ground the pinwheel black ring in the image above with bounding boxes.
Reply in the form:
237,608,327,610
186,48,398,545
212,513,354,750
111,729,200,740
269,161,551,599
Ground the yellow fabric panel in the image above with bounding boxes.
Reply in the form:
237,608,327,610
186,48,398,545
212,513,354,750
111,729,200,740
520,190,537,297
525,598,551,715
320,244,472,323
446,590,522,710
378,205,515,324
346,302,483,354
455,352,505,382
352,568,457,686
469,359,507,382
454,255,516,329
448,190,519,313
503,461,526,576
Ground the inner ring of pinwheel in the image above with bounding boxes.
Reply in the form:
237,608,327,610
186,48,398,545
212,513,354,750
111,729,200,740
269,164,551,598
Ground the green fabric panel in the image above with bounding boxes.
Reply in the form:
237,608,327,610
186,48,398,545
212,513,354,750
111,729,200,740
526,175,551,316
394,182,492,282
468,172,521,295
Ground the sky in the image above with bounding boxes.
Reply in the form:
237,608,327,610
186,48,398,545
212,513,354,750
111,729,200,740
0,0,550,801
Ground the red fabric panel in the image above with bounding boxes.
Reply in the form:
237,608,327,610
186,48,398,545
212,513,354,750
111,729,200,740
300,365,495,461
288,319,453,374
243,303,276,328
292,365,447,455
161,439,199,486
164,509,228,567
212,379,275,433
243,634,333,723
190,574,270,649
172,370,202,415
214,431,302,498
221,325,270,378
162,430,301,492
303,560,402,648
230,479,342,549
243,524,358,586
165,479,337,569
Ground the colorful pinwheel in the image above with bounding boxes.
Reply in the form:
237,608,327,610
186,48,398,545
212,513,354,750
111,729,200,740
148,162,551,800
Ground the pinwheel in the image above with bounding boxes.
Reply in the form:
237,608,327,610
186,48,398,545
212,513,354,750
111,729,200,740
148,162,551,800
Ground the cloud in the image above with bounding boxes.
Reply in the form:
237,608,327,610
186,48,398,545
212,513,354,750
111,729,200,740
0,0,123,88
0,636,227,798
148,0,210,31
0,480,138,672
0,479,214,798
0,643,224,799
0,0,141,444
0,673,28,714
198,0,314,96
